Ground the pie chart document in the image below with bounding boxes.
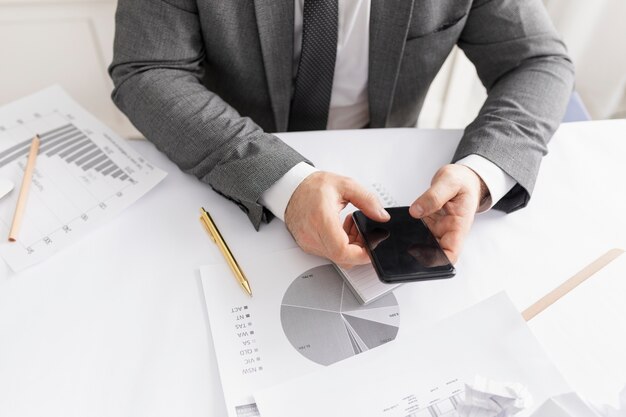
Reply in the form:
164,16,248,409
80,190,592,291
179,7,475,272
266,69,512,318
255,294,572,417
200,248,402,417
281,264,399,366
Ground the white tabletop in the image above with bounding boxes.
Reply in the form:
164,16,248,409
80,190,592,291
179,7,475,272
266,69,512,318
0,120,625,416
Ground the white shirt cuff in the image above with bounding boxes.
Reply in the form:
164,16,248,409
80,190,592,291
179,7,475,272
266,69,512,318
456,154,517,212
259,162,319,221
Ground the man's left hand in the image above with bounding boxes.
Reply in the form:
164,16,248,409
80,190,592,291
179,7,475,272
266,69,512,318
409,164,489,264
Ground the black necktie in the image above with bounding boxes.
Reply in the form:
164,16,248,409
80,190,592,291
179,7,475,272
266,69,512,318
288,0,339,131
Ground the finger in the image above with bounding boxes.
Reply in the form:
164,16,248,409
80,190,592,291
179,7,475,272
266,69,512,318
368,228,390,250
342,180,390,222
332,242,371,266
410,179,459,218
343,214,354,234
442,249,457,265
434,216,472,265
438,231,465,264
335,244,371,268
424,213,462,238
343,215,363,246
319,212,370,266
336,252,371,269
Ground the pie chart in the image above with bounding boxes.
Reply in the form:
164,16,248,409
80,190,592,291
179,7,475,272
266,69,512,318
280,264,400,366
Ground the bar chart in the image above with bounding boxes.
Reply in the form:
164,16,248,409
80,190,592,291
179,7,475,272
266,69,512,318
0,86,166,270
405,392,463,417
0,123,132,182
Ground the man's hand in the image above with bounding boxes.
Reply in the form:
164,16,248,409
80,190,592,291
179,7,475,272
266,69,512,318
285,171,390,268
409,164,489,264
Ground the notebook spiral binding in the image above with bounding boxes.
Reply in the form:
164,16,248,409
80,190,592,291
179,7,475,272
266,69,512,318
372,183,398,207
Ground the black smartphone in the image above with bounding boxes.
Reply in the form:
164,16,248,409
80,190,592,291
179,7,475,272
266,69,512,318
352,206,456,283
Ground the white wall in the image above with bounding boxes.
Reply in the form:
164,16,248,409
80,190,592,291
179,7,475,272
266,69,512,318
418,48,486,129
420,0,626,128
545,0,626,120
0,0,139,137
1,1,624,136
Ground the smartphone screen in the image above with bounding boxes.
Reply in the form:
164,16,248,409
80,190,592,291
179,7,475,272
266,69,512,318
353,207,455,283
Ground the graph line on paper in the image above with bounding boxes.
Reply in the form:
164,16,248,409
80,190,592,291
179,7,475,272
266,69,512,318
386,378,465,417
0,122,133,182
0,114,134,249
404,392,464,417
0,87,166,270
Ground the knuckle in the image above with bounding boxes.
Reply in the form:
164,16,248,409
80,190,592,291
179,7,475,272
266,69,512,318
427,189,445,209
361,189,376,203
439,164,455,176
338,177,354,190
435,165,458,184
433,167,447,182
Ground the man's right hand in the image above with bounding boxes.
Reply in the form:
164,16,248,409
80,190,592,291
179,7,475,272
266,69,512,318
284,171,390,269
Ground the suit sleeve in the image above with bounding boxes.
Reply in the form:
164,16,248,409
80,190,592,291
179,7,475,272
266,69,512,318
454,0,575,213
109,0,308,229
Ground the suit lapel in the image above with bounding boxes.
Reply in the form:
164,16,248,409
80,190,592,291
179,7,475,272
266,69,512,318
254,0,294,132
369,0,415,128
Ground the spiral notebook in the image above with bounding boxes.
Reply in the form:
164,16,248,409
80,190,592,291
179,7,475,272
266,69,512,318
335,183,402,305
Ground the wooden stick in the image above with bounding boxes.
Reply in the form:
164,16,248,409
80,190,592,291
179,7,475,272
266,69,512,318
8,135,41,242
523,248,625,321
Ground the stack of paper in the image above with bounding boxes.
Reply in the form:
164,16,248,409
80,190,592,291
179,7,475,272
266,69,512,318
334,182,402,305
200,248,403,417
529,252,626,408
253,292,570,416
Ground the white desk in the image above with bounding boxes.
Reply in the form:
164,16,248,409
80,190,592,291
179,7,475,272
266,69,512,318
0,121,625,416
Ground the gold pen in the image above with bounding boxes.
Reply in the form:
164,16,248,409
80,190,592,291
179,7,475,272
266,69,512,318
200,207,252,296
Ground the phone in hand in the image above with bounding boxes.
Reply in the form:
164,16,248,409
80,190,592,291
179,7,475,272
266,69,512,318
352,206,455,283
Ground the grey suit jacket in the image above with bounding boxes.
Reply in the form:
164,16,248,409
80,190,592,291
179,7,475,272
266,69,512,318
109,0,574,229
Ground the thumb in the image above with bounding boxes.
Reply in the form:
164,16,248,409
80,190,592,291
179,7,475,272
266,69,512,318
342,180,390,222
410,179,459,218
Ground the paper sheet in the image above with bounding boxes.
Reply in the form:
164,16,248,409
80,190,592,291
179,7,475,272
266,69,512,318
253,293,570,417
458,376,532,417
592,386,626,417
530,386,626,417
529,253,626,408
0,86,166,270
200,248,402,417
335,263,401,304
530,392,600,417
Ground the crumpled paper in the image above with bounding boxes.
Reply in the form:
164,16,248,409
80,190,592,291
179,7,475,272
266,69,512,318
457,375,533,417
530,385,626,417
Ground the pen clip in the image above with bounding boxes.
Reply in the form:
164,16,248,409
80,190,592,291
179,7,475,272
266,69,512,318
198,207,252,297
200,215,216,243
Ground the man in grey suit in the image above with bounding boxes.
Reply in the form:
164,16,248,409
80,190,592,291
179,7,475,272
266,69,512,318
109,0,574,267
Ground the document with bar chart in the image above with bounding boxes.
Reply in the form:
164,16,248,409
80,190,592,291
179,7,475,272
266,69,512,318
0,86,166,270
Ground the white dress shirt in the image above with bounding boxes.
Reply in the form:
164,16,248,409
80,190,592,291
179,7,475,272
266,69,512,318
260,0,516,221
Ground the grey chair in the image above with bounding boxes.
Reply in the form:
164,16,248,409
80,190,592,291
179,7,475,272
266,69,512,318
563,92,591,122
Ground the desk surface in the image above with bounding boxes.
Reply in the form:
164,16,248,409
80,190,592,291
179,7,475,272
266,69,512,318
0,121,625,416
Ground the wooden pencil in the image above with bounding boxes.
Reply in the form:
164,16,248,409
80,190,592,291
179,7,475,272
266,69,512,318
8,135,41,242
522,248,625,321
